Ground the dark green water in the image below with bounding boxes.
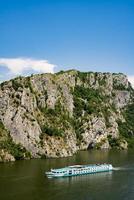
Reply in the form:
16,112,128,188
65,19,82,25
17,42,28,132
0,150,134,200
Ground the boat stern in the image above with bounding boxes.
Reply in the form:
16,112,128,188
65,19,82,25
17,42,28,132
109,164,113,171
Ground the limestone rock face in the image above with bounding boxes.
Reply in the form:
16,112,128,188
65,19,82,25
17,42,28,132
42,131,78,158
0,70,133,161
113,74,129,89
114,91,130,109
119,140,128,150
0,149,15,162
80,116,107,148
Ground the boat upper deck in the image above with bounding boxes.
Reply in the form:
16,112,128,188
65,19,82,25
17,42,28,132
51,164,111,172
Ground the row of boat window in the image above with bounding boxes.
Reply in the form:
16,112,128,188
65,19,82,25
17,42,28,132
53,167,108,174
53,171,66,173
73,167,108,171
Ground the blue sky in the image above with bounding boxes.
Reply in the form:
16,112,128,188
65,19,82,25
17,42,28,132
0,0,134,84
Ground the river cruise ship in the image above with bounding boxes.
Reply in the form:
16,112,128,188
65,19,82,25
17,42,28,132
46,164,113,178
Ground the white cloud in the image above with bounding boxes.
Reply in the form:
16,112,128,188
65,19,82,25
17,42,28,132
0,57,56,75
128,75,134,88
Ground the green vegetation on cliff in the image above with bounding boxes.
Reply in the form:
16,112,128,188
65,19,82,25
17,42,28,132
41,125,63,137
0,137,31,160
117,103,134,148
73,85,102,117
0,120,31,160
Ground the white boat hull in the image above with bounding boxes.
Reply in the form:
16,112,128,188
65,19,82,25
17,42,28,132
45,164,113,178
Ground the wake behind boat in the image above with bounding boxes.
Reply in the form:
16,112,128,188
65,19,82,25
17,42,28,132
45,163,113,178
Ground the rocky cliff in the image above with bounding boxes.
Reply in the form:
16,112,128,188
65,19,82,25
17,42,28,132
0,70,134,162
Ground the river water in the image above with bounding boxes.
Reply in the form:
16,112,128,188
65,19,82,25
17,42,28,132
0,149,134,200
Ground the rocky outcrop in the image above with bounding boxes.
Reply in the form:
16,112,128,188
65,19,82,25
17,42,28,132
0,149,15,162
0,70,134,161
